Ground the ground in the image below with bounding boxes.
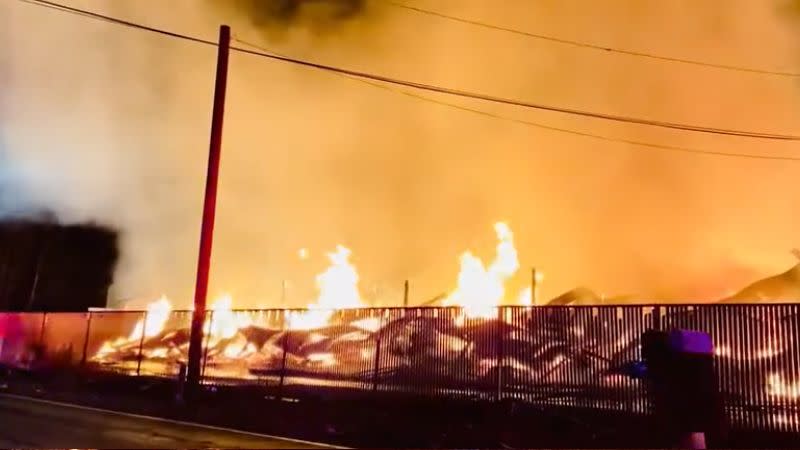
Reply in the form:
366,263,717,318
0,393,336,449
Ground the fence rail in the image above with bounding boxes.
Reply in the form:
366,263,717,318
0,304,797,433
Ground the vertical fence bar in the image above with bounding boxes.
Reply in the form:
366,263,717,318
135,311,148,376
80,312,93,367
791,304,800,433
767,305,777,432
652,305,662,331
371,310,386,393
277,313,289,397
201,310,214,382
38,312,47,347
35,312,47,368
496,306,504,403
725,305,736,429
30,304,800,434
739,305,751,430
758,306,767,431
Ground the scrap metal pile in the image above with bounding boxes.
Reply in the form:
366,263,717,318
50,222,800,422
1,223,797,429
86,302,799,423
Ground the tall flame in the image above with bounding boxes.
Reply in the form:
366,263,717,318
129,295,172,341
204,295,252,340
444,222,520,319
287,245,364,329
94,295,172,359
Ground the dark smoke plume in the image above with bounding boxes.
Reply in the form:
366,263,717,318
212,0,372,40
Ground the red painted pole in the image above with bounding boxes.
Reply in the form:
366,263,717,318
186,24,231,398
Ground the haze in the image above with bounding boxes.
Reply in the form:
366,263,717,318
1,0,799,308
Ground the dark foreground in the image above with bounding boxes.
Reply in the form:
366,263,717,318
0,369,659,448
0,368,796,448
0,393,335,449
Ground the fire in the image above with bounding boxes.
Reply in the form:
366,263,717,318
766,373,800,399
201,295,258,360
287,245,365,330
307,352,337,366
129,295,171,341
94,294,261,364
518,287,532,306
444,222,520,319
350,317,382,332
518,272,545,306
93,221,531,366
94,295,172,359
204,295,252,340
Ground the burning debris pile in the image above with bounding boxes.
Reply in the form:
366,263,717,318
84,307,799,426
84,297,800,424
90,222,532,378
81,223,800,413
720,256,800,303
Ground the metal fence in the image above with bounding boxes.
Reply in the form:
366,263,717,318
0,304,797,433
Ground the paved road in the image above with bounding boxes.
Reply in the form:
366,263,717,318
0,394,338,448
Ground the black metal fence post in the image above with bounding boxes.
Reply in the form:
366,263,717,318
201,310,214,382
80,312,93,367
277,312,289,398
653,305,663,331
38,312,47,348
496,306,505,403
135,311,148,376
371,311,386,393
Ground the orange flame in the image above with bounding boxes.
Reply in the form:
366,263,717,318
94,295,172,359
445,222,520,319
204,295,252,340
287,245,365,330
129,295,172,341
517,272,543,306
767,373,800,399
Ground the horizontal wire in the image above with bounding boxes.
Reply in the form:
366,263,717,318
236,38,800,162
18,0,800,142
385,0,800,78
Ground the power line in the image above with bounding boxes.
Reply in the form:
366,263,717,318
385,0,800,78
18,0,800,142
17,0,215,46
235,40,800,162
33,0,783,162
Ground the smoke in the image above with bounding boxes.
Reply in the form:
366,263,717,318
1,0,799,308
225,0,367,29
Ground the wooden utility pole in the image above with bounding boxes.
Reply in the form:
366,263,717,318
531,267,539,306
403,280,409,307
186,24,231,397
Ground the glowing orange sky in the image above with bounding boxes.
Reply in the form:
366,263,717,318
2,0,799,307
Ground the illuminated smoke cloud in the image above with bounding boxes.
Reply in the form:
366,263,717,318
1,0,799,308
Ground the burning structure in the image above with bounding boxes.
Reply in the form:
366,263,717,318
8,299,791,436
0,222,798,436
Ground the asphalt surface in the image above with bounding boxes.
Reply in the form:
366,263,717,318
0,393,338,449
